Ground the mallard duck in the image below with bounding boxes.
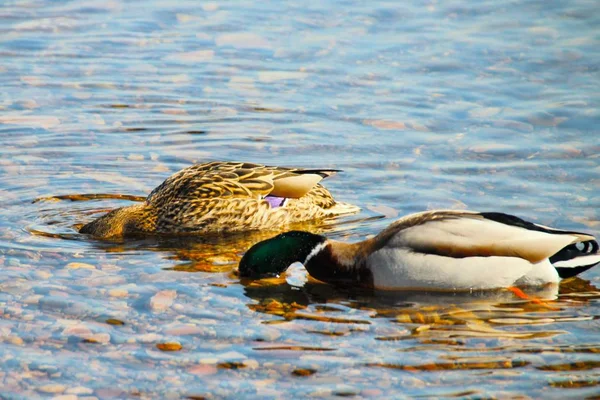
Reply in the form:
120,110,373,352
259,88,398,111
239,210,600,290
79,161,359,238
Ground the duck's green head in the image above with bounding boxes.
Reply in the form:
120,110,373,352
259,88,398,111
239,231,327,278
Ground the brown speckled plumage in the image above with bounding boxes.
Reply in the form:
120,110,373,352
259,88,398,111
79,161,358,238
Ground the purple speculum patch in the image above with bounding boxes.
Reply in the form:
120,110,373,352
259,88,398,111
264,195,286,208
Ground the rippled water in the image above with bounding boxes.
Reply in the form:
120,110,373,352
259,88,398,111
1,0,600,398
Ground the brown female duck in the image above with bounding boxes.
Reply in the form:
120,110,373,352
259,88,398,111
79,161,359,238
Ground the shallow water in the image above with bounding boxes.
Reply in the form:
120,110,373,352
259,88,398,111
1,0,600,398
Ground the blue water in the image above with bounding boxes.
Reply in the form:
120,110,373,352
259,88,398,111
1,0,599,398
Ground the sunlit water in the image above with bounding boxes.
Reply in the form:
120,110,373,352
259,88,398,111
1,0,600,398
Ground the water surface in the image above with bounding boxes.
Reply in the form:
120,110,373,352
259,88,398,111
1,0,600,398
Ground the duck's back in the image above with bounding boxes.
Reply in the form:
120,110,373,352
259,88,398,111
146,162,355,233
147,162,274,207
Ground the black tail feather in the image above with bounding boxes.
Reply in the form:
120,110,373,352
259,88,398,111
550,240,598,264
551,240,600,279
555,262,599,279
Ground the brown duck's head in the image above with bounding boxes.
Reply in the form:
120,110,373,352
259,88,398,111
79,204,149,238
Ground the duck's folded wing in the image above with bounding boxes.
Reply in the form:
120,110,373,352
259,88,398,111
223,166,338,199
148,174,272,209
148,162,340,209
267,168,338,198
383,211,595,263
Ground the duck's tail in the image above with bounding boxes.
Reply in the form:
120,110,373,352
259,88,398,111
550,240,600,278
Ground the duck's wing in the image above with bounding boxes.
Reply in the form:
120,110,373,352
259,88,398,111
147,161,340,208
374,210,596,264
268,168,339,198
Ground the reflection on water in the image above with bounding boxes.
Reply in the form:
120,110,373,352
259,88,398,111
4,192,600,398
1,0,600,397
30,193,377,275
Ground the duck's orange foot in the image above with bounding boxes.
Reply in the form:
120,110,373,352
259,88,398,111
507,286,559,311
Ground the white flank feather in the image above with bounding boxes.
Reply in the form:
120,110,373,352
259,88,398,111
367,249,536,290
514,260,560,286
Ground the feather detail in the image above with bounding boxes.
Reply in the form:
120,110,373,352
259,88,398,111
79,161,358,238
270,173,325,198
374,210,588,263
367,249,536,290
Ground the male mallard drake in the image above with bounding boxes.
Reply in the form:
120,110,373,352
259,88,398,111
79,161,359,238
239,210,600,290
